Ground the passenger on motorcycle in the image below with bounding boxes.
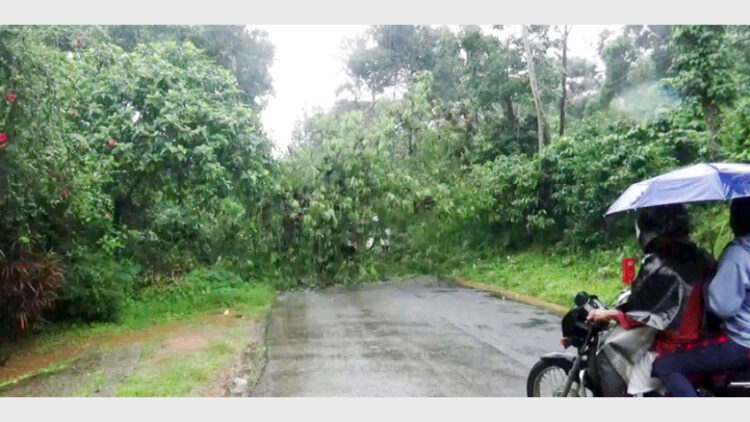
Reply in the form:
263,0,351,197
586,204,716,396
651,197,750,397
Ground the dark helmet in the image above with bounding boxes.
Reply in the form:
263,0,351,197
730,197,750,237
635,204,690,251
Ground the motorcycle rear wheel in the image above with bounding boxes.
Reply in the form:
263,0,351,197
527,359,575,397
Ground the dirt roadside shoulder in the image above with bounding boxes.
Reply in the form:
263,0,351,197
0,309,271,397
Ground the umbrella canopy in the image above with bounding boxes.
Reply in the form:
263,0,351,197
605,162,750,215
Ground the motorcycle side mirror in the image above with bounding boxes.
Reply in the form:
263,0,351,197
574,291,589,307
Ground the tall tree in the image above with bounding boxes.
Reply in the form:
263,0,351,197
106,25,274,108
344,25,441,99
670,25,736,151
599,34,636,108
458,27,536,158
625,25,673,79
559,25,571,136
523,26,546,151
562,57,601,119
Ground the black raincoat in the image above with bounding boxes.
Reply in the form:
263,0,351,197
620,239,716,332
596,238,716,395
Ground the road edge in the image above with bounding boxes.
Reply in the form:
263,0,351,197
0,357,76,392
220,319,269,397
244,296,275,397
449,276,568,316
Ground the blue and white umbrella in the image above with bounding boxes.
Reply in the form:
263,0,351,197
605,162,750,215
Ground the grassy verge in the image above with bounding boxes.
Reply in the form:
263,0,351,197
115,324,253,397
0,267,276,392
452,249,629,307
22,268,275,353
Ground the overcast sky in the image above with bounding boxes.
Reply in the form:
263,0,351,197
252,25,621,154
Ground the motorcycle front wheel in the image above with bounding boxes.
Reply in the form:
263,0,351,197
527,359,575,397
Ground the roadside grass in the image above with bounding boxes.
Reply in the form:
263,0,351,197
115,330,246,397
74,370,108,397
122,278,275,329
453,249,629,307
0,267,275,390
449,207,731,308
26,269,275,353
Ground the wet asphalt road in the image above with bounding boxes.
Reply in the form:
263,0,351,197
253,276,564,396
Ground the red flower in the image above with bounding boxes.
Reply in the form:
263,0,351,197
104,213,111,219
0,133,8,143
76,39,82,47
62,189,68,197
6,93,16,102
108,139,116,147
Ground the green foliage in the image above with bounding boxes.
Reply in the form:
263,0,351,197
345,25,442,96
106,25,274,106
625,25,673,80
691,204,734,258
27,269,274,350
541,112,706,245
0,27,116,334
599,35,636,108
670,26,737,107
56,248,141,322
398,109,706,269
63,38,275,275
0,26,112,258
281,109,417,282
0,26,278,331
669,25,737,144
720,97,750,161
125,267,274,326
456,249,628,307
283,25,748,283
2,24,750,336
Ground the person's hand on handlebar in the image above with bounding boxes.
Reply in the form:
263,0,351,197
586,308,619,323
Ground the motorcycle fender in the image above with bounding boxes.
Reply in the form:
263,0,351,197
539,352,577,366
539,352,598,395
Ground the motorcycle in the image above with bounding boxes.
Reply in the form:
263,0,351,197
526,163,750,397
526,290,750,397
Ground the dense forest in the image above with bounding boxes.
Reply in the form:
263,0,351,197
1,25,748,336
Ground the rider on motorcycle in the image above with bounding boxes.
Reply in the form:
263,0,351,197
650,197,750,397
587,204,717,395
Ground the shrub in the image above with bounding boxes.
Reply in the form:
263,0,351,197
124,266,273,324
55,248,141,322
0,243,64,336
720,97,750,162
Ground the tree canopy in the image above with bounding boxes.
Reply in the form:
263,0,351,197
1,25,748,336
